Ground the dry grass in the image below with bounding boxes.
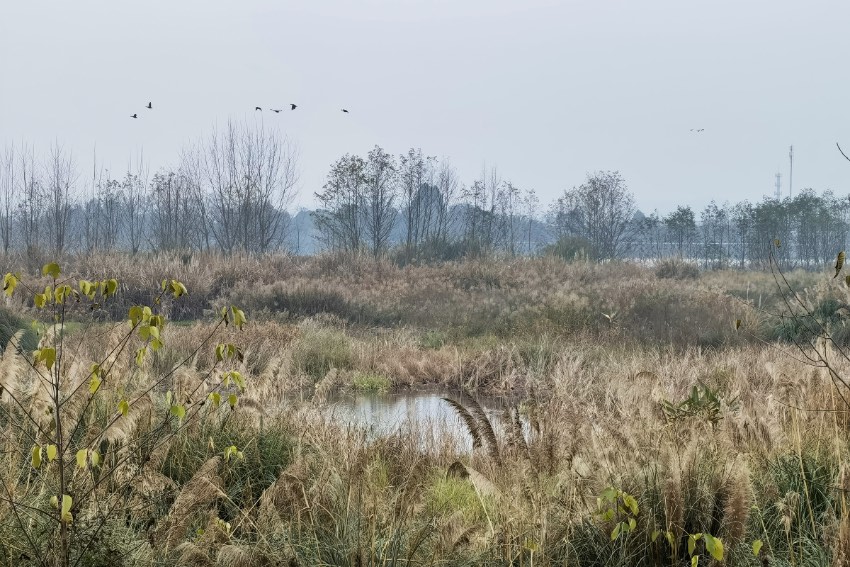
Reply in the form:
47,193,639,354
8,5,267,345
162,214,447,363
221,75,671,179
0,252,848,565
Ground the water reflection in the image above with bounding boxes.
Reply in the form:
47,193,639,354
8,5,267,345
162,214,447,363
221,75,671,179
324,390,509,452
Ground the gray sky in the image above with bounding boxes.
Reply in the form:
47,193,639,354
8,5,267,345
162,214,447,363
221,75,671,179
2,0,849,214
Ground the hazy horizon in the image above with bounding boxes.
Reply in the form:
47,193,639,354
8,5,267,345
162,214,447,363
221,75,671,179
2,0,850,215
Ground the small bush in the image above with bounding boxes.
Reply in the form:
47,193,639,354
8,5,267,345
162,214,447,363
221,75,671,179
655,258,700,280
292,326,355,380
352,372,391,392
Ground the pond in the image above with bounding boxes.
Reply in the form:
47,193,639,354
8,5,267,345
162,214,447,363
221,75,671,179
322,388,521,452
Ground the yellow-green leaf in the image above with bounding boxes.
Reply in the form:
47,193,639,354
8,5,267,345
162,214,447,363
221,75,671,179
704,534,724,561
89,376,101,395
76,449,88,469
42,262,61,279
209,392,221,408
228,393,238,409
170,280,188,298
3,273,18,297
230,306,246,330
35,347,57,371
752,539,763,556
61,494,73,523
623,493,639,516
691,556,698,567
31,445,42,469
34,293,47,309
46,444,57,461
90,450,101,468
135,347,146,367
170,404,186,421
50,495,58,509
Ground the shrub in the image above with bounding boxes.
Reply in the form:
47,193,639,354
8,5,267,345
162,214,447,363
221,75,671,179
292,325,354,380
352,372,391,392
655,258,700,280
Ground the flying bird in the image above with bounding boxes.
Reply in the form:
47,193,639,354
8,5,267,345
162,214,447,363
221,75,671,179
255,106,262,111
290,103,297,110
146,102,152,109
271,109,282,113
130,114,138,119
341,108,349,113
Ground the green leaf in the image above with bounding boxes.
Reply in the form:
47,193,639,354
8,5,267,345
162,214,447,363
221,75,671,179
688,534,697,557
103,279,118,298
170,404,186,421
50,495,58,509
601,487,617,502
46,444,57,461
209,392,221,408
34,293,47,309
89,376,101,395
128,306,144,326
216,344,225,362
691,556,698,567
42,262,61,279
118,399,129,417
76,449,88,469
228,393,238,409
752,539,763,556
628,517,636,531
90,450,101,468
704,534,724,561
610,522,621,541
61,494,73,523
31,445,42,469
651,530,660,543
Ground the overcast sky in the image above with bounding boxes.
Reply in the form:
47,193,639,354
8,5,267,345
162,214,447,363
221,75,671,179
2,0,849,214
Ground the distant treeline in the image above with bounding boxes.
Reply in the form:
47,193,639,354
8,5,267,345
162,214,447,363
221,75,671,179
1,121,847,269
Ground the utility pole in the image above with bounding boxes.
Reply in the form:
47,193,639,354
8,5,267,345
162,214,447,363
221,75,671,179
789,145,793,198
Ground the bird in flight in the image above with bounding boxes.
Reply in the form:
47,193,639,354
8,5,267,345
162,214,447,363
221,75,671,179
255,106,262,111
146,102,152,109
341,108,349,113
131,113,138,119
271,109,282,113
290,103,297,110
690,128,705,132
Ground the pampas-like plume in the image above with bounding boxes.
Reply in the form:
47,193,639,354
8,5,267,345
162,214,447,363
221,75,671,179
103,394,152,443
175,542,213,567
462,394,500,463
216,544,266,567
164,456,223,550
442,398,482,449
721,462,752,549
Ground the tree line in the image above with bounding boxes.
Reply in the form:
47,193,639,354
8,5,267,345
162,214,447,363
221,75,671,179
2,122,848,270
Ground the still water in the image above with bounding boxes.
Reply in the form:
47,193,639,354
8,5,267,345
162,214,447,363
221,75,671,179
323,389,513,451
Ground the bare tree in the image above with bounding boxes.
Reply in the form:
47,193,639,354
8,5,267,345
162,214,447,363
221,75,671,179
363,146,398,258
122,155,148,254
313,154,367,252
552,171,636,260
197,120,298,254
523,188,539,255
44,142,77,256
0,144,16,254
17,143,43,255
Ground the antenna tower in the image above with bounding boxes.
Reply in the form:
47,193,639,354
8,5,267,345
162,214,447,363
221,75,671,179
789,145,793,198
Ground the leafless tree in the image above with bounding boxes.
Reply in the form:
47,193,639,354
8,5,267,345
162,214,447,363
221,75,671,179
121,155,148,254
0,144,17,254
551,171,636,260
523,188,539,254
44,142,77,255
197,120,298,254
313,154,367,252
17,143,43,255
363,146,398,257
